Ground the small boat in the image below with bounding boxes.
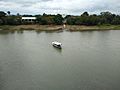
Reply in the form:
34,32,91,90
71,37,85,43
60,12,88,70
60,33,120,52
52,41,62,49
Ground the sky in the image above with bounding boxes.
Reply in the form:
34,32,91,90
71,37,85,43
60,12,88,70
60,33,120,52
0,0,120,15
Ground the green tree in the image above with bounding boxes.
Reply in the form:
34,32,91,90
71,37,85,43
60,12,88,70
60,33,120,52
7,11,11,15
81,12,89,17
0,11,6,17
54,14,63,25
100,11,113,24
6,16,21,25
0,19,3,25
66,16,76,25
111,15,120,25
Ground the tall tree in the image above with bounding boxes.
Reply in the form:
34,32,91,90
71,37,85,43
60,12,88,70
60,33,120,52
100,12,113,24
54,14,63,25
0,11,6,17
7,11,11,16
81,12,89,17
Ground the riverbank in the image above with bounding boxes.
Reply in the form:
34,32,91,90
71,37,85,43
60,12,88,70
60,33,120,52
0,25,63,31
0,25,120,31
66,25,120,31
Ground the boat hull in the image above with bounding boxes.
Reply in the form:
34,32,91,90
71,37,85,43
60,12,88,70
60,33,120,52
52,41,62,49
53,44,62,49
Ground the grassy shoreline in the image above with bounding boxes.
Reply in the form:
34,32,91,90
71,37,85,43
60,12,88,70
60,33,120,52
0,25,63,31
0,25,120,32
66,25,120,31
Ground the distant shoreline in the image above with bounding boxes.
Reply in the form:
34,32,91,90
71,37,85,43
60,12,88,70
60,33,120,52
0,25,120,32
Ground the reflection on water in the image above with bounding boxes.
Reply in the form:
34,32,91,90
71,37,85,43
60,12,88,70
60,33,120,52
0,31,10,35
0,30,16,35
0,30,120,90
16,30,24,34
53,46,62,53
0,29,63,35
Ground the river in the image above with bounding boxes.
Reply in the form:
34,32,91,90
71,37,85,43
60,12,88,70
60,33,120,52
0,30,120,90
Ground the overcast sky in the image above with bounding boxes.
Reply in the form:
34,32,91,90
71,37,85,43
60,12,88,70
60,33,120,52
0,0,120,15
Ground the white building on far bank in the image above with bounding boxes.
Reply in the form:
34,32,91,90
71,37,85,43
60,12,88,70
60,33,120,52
22,17,36,22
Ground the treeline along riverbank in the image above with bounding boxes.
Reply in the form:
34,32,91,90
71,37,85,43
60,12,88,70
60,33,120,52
0,11,120,31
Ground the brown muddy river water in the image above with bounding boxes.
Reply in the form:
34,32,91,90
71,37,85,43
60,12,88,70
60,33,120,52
0,30,120,90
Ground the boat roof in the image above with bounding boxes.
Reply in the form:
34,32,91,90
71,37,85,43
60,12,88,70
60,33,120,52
52,41,62,45
22,17,36,19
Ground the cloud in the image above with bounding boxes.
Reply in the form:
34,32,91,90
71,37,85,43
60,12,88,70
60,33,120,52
0,0,120,15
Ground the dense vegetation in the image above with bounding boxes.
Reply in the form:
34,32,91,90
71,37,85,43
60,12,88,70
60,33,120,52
0,11,21,25
36,13,63,25
0,11,120,25
66,12,120,25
